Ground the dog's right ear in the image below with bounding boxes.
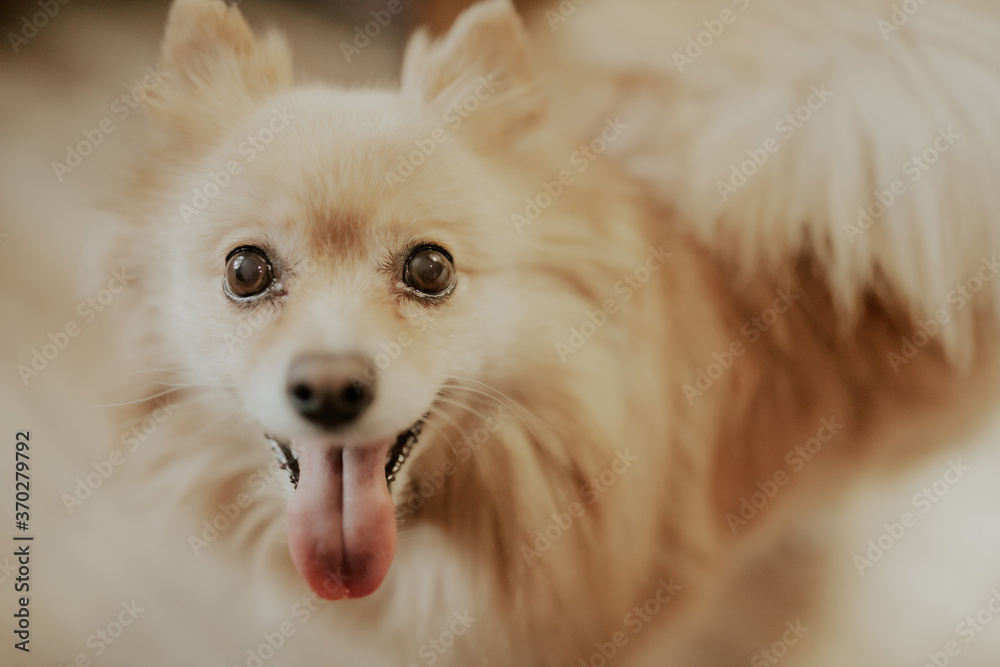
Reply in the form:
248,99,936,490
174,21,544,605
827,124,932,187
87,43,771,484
146,0,293,146
401,0,543,151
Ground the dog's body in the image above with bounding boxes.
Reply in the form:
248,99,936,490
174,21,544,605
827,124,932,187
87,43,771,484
108,0,1000,664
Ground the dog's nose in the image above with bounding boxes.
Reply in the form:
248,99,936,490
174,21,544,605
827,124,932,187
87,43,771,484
286,354,376,430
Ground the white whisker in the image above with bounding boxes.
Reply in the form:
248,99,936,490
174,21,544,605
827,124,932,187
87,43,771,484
86,385,190,409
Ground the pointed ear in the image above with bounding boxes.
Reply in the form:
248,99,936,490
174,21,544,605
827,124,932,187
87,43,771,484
146,0,293,143
401,0,543,151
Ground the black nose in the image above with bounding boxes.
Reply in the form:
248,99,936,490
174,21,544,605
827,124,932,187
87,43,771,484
286,354,376,430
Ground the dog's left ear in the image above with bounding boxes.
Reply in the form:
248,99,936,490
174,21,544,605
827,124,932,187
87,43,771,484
401,0,543,151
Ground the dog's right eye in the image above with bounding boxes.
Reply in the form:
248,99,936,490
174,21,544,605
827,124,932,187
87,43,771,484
225,247,273,300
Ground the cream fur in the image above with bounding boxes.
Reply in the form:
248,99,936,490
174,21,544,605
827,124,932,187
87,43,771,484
535,0,1000,366
105,0,1000,665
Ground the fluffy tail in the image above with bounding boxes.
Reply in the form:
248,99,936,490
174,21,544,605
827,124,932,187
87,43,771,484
534,0,1000,364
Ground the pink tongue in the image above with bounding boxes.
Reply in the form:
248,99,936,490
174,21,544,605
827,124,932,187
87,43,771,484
287,441,397,600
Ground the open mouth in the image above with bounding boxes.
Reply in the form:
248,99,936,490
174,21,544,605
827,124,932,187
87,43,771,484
264,418,428,600
265,419,425,491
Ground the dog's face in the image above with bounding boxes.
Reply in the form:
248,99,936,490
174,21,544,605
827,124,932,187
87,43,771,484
194,93,484,454
190,101,483,599
138,0,546,599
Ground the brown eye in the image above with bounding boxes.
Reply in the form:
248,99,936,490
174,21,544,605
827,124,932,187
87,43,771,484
225,247,273,300
404,245,456,297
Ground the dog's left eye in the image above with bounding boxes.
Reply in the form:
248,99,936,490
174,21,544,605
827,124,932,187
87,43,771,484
225,246,274,300
404,245,456,297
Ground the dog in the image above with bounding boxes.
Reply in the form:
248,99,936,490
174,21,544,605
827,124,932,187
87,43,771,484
105,0,1000,663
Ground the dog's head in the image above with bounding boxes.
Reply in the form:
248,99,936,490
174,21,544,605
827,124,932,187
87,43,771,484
133,0,560,600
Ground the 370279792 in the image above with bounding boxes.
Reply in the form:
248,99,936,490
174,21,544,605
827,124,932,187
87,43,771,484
13,430,32,653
